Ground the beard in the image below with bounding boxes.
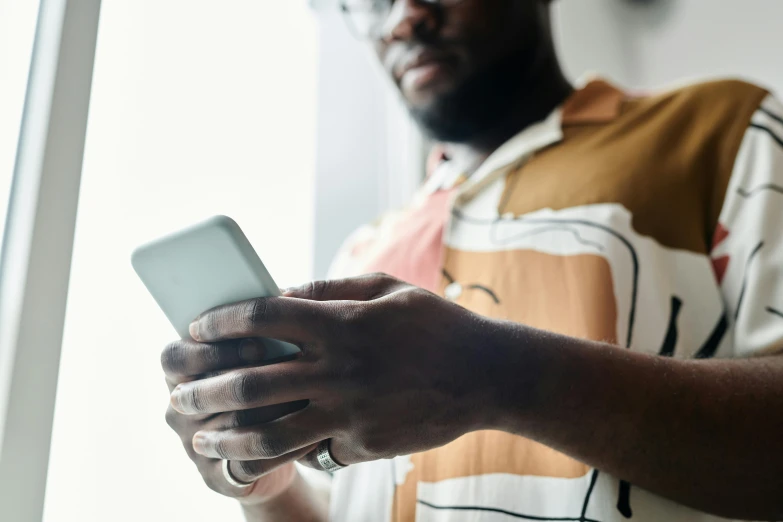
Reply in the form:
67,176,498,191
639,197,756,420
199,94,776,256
405,47,532,144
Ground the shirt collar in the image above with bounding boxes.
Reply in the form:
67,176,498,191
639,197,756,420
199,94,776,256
561,78,625,125
425,78,626,196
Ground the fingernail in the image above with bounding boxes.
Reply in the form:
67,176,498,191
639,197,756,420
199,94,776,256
239,339,265,363
170,385,185,413
189,318,200,341
192,432,208,455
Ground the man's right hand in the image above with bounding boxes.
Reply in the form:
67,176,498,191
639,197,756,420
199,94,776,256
161,337,317,506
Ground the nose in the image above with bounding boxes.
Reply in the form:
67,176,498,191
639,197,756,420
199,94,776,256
379,0,438,42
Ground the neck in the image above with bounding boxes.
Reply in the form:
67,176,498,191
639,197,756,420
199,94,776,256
443,57,573,175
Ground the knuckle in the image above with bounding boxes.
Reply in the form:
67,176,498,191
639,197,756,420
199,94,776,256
393,286,428,307
247,298,267,328
185,385,205,413
252,430,287,459
308,280,330,301
213,436,230,459
371,272,399,285
228,372,260,405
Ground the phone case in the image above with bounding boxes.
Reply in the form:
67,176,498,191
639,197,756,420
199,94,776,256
131,215,300,360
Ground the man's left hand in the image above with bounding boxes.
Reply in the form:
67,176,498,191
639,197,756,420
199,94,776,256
169,273,510,467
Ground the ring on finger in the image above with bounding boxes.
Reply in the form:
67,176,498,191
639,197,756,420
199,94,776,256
222,459,256,489
316,439,346,473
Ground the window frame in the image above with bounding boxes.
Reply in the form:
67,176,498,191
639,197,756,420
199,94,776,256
0,0,101,519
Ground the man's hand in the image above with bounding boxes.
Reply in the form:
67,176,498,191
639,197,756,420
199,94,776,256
169,273,505,468
162,338,318,505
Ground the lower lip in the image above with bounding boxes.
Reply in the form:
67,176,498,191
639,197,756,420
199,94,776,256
401,62,451,92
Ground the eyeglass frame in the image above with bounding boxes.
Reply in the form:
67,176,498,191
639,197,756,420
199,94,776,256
339,0,467,41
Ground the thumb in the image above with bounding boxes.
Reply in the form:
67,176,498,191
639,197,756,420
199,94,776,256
283,273,405,302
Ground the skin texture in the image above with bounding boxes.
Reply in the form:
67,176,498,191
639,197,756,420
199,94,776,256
167,275,783,520
162,1,783,521
172,275,503,466
375,0,570,150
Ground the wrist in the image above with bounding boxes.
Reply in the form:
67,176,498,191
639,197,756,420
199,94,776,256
479,319,552,434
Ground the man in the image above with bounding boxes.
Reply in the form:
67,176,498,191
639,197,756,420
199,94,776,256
162,0,783,520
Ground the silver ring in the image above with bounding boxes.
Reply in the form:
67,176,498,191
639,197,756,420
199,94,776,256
222,459,256,489
316,439,345,472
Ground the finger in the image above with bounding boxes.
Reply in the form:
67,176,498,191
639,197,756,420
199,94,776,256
298,439,355,470
193,407,332,460
189,296,324,344
227,444,317,484
170,363,317,415
283,273,406,302
166,375,192,392
206,401,309,430
161,338,268,379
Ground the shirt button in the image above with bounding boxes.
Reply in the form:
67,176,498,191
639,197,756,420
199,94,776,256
445,282,463,301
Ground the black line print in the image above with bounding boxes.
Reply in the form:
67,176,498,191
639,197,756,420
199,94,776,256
659,296,683,357
580,470,600,521
617,480,633,518
767,306,783,319
467,284,502,304
735,242,764,322
749,123,783,149
695,313,729,359
442,270,502,304
760,107,783,127
492,225,606,252
417,499,602,522
452,211,639,518
736,184,783,198
453,209,640,349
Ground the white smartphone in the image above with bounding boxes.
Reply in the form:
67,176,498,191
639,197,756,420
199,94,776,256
131,215,300,360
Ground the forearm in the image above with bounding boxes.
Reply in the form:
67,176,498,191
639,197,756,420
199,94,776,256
241,471,329,522
491,322,783,520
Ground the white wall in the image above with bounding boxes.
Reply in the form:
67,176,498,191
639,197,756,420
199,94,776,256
41,2,317,521
555,0,783,94
311,1,424,278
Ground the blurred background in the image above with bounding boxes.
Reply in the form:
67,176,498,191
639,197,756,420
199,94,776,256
0,1,781,521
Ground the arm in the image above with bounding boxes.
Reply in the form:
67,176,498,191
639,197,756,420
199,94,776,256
496,93,783,519
490,325,783,520
173,273,782,522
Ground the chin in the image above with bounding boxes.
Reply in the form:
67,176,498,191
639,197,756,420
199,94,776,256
401,72,463,106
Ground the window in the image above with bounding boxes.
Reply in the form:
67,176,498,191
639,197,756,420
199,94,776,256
0,0,40,247
42,2,317,521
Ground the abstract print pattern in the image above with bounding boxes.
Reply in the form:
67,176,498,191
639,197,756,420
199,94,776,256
328,88,783,522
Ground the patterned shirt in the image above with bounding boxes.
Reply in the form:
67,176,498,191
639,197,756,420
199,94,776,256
327,78,783,522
